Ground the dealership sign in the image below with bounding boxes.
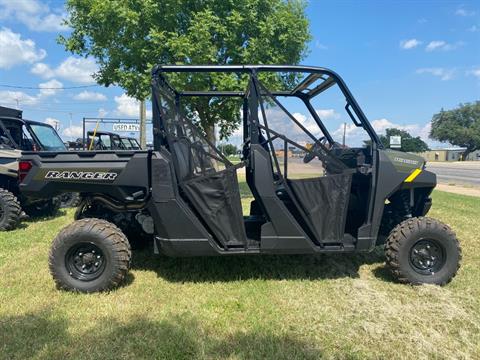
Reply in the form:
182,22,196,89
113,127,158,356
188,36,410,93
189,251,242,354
389,135,401,149
112,123,140,132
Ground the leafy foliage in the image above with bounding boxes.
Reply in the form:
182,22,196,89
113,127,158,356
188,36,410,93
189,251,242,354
221,143,238,156
378,128,429,153
430,102,480,159
60,0,311,140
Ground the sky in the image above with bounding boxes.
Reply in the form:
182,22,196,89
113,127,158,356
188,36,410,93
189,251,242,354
0,0,479,147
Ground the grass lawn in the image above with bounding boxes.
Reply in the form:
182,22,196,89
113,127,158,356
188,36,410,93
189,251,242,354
0,187,479,359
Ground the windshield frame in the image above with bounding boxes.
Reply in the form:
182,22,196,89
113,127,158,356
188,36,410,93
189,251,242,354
26,123,66,151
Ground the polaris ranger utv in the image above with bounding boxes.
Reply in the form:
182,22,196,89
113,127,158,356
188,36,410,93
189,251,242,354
19,65,461,292
0,106,66,230
86,130,142,150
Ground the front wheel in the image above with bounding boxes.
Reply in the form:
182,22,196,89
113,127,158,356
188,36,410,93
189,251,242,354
49,218,132,293
385,217,461,285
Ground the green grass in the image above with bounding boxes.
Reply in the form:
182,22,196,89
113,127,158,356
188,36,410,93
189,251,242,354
0,188,479,359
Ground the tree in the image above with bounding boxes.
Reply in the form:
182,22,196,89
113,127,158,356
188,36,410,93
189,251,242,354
430,102,480,160
60,0,311,143
221,143,238,156
377,128,429,153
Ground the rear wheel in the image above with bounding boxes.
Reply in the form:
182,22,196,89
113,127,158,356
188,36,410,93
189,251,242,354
385,217,461,285
49,218,132,293
0,188,21,231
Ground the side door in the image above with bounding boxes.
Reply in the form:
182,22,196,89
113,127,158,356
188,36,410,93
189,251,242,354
154,84,247,250
247,76,372,247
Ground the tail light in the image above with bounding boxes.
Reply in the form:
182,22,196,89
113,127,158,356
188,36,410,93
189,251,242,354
18,160,32,182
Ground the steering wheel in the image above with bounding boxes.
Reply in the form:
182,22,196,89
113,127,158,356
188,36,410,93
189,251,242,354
303,137,328,164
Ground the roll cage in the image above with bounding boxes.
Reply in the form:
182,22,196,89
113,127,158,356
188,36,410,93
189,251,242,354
151,65,381,252
151,64,382,150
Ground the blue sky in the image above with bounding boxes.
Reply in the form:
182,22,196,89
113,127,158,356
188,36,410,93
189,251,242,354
0,0,479,147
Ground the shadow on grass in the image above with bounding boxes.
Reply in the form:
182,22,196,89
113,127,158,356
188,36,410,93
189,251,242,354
0,311,321,359
131,246,386,283
24,209,67,222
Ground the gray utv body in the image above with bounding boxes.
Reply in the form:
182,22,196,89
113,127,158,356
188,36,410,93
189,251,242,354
19,65,435,254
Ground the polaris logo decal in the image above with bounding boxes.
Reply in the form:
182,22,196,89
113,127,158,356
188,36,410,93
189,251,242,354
45,171,118,181
393,157,419,166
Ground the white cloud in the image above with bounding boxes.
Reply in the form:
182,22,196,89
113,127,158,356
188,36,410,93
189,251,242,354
44,117,60,130
315,41,328,50
31,56,98,84
115,94,139,117
416,68,456,81
0,79,63,108
316,109,340,119
0,27,46,69
30,62,54,78
331,118,433,147
62,125,83,138
0,90,39,106
0,0,68,32
455,7,476,17
425,40,462,52
468,25,479,32
38,79,63,97
466,67,480,79
73,91,107,102
400,39,422,49
114,93,152,118
97,108,109,118
371,118,418,134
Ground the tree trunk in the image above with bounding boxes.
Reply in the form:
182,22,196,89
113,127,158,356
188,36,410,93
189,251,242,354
461,148,473,161
139,100,147,149
205,123,216,147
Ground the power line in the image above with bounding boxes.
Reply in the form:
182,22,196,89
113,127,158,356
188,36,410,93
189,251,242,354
0,84,101,90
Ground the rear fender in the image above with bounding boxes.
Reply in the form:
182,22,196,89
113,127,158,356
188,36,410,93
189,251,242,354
20,151,151,202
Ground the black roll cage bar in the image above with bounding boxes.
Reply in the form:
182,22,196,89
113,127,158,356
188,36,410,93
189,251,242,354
151,64,382,151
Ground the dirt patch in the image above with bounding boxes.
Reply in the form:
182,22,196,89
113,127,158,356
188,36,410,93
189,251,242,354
436,183,480,197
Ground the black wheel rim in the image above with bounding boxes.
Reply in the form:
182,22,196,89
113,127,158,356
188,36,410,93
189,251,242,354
66,242,106,281
409,238,446,275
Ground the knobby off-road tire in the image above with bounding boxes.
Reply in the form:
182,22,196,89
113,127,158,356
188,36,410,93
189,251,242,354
49,218,132,293
385,217,461,285
0,188,21,231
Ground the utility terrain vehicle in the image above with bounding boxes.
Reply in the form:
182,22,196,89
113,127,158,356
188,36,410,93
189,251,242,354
0,106,66,230
68,132,141,151
86,130,128,150
19,65,461,292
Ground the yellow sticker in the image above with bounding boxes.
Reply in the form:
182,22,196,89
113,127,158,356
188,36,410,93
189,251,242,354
404,168,422,183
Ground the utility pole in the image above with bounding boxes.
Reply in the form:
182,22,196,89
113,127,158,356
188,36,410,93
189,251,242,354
139,100,147,149
69,112,73,140
342,122,346,146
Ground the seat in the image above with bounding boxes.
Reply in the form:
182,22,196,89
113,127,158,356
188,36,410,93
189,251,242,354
171,137,194,181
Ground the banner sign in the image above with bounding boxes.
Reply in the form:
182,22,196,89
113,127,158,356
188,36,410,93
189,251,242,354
112,123,140,132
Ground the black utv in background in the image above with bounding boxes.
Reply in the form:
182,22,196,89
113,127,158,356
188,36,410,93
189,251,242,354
19,65,461,292
0,106,66,230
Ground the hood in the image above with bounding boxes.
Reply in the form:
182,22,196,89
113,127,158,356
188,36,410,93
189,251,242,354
382,149,425,173
0,148,21,159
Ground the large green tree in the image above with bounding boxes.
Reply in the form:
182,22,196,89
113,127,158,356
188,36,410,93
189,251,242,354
430,102,480,160
378,128,429,153
60,0,311,142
